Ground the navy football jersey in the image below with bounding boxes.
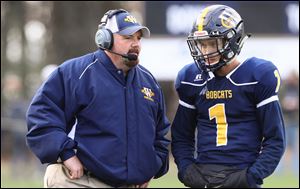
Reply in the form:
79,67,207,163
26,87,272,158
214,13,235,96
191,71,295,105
172,57,285,182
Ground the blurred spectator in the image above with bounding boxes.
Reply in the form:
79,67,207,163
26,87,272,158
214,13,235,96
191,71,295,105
1,74,30,178
2,74,27,119
280,71,299,175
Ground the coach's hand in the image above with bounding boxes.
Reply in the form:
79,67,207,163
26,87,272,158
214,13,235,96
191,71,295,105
136,181,150,188
63,156,84,179
136,177,153,188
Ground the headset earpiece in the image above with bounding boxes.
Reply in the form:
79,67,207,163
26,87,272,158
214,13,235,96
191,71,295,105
95,26,113,50
95,9,128,50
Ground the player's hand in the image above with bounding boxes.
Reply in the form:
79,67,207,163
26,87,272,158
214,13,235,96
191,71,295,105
63,156,84,179
222,168,249,188
181,163,207,187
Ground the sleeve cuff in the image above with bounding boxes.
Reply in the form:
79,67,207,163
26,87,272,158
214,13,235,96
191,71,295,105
59,149,76,161
154,155,168,179
247,169,263,187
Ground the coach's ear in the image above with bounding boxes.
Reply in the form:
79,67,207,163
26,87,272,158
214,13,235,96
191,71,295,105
180,163,207,188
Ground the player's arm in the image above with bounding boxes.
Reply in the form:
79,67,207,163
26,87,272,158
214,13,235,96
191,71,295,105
171,71,198,181
248,67,286,186
26,67,78,164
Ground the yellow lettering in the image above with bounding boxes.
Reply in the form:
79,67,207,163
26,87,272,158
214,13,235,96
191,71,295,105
214,91,217,99
228,90,232,98
220,91,225,98
205,90,233,99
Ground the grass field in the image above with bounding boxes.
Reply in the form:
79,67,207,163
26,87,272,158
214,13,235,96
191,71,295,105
1,160,299,188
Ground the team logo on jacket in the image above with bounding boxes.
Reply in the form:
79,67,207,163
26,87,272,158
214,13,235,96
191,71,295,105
141,87,155,101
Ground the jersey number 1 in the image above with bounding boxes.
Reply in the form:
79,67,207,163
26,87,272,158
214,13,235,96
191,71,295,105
209,103,228,146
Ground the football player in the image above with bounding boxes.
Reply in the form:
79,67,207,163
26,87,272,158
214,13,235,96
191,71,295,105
171,4,286,188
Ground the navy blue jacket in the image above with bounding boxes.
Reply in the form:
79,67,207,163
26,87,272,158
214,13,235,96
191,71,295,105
26,50,170,186
171,57,286,185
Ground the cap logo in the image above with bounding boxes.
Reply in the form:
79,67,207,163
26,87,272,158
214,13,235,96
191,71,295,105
124,15,138,24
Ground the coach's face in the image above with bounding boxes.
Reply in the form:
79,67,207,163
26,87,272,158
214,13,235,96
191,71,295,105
112,31,142,68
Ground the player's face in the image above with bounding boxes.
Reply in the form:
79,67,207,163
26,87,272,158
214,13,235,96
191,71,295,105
197,38,223,65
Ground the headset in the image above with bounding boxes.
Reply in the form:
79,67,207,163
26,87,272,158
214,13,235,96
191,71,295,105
95,9,128,50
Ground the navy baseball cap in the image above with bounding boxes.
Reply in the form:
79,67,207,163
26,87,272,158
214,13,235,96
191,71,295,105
105,11,150,38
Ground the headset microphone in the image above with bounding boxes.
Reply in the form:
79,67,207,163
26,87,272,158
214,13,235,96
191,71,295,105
102,48,138,61
125,53,138,61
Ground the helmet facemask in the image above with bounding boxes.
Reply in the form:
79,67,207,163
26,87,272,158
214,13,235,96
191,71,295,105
187,34,228,72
